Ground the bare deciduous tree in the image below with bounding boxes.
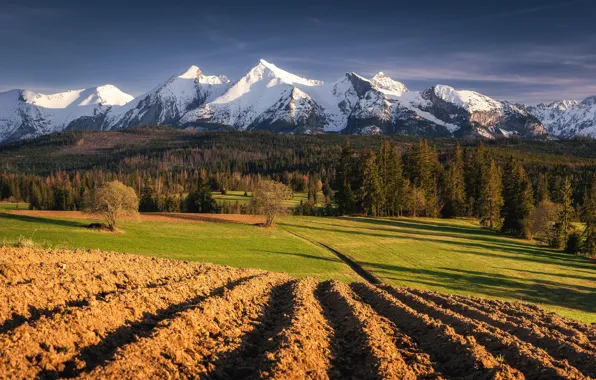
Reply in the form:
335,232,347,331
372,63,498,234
252,180,293,227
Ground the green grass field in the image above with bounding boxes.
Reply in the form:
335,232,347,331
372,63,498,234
278,216,596,322
0,210,594,322
0,202,29,210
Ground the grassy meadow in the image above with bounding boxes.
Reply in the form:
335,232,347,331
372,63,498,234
0,209,594,322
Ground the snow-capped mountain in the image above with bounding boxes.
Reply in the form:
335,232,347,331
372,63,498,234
180,59,324,132
108,66,230,130
526,97,596,138
0,85,133,141
1,58,593,143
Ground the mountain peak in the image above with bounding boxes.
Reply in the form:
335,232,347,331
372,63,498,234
580,95,596,107
179,65,202,79
251,59,322,87
91,85,134,106
371,72,408,95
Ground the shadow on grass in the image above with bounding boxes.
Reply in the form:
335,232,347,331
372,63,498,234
278,220,596,272
365,262,596,314
0,212,87,228
256,250,342,263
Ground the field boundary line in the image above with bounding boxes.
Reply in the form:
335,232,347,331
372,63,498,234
279,226,382,285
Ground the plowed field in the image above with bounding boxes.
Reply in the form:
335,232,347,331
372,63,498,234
1,247,595,379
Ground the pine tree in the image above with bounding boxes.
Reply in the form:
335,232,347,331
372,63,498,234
502,158,534,238
443,144,466,218
361,151,384,216
479,159,503,230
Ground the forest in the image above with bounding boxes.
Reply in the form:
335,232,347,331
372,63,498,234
1,127,595,254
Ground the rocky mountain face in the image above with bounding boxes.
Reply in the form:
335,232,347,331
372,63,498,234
526,97,596,138
0,59,593,143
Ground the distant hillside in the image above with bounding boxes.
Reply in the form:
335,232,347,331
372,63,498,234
1,127,596,176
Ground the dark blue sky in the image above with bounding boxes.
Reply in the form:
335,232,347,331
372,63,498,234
1,0,594,103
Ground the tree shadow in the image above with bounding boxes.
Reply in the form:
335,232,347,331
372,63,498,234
363,262,596,314
0,212,87,228
279,221,596,272
255,250,342,263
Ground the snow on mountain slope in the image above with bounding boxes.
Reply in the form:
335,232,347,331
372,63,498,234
180,60,324,130
22,85,133,108
528,96,596,138
433,85,503,113
109,66,230,129
4,58,593,142
0,85,134,141
370,72,408,96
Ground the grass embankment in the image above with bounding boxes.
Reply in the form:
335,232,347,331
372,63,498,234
0,210,594,322
0,211,356,282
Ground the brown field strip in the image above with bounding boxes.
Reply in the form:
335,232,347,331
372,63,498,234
1,247,595,379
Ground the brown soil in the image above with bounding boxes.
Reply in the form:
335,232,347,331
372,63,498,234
7,210,265,225
1,247,595,379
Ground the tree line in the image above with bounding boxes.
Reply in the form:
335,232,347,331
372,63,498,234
335,139,596,255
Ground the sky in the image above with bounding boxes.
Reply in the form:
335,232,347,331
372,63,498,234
0,0,595,104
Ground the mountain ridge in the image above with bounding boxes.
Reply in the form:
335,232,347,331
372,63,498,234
1,59,593,142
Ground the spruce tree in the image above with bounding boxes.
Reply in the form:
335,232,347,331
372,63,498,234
377,139,391,216
553,177,575,249
502,158,534,238
443,144,466,218
361,151,384,216
336,140,356,215
186,174,216,213
139,179,158,212
387,144,405,217
535,173,550,204
479,159,503,230
581,181,596,255
405,140,441,217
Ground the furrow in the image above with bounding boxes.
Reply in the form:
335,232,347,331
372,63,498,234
320,281,435,379
408,288,596,377
0,251,226,326
205,280,298,379
0,266,258,379
80,273,289,379
257,278,332,380
350,283,520,379
445,293,594,347
384,286,587,380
